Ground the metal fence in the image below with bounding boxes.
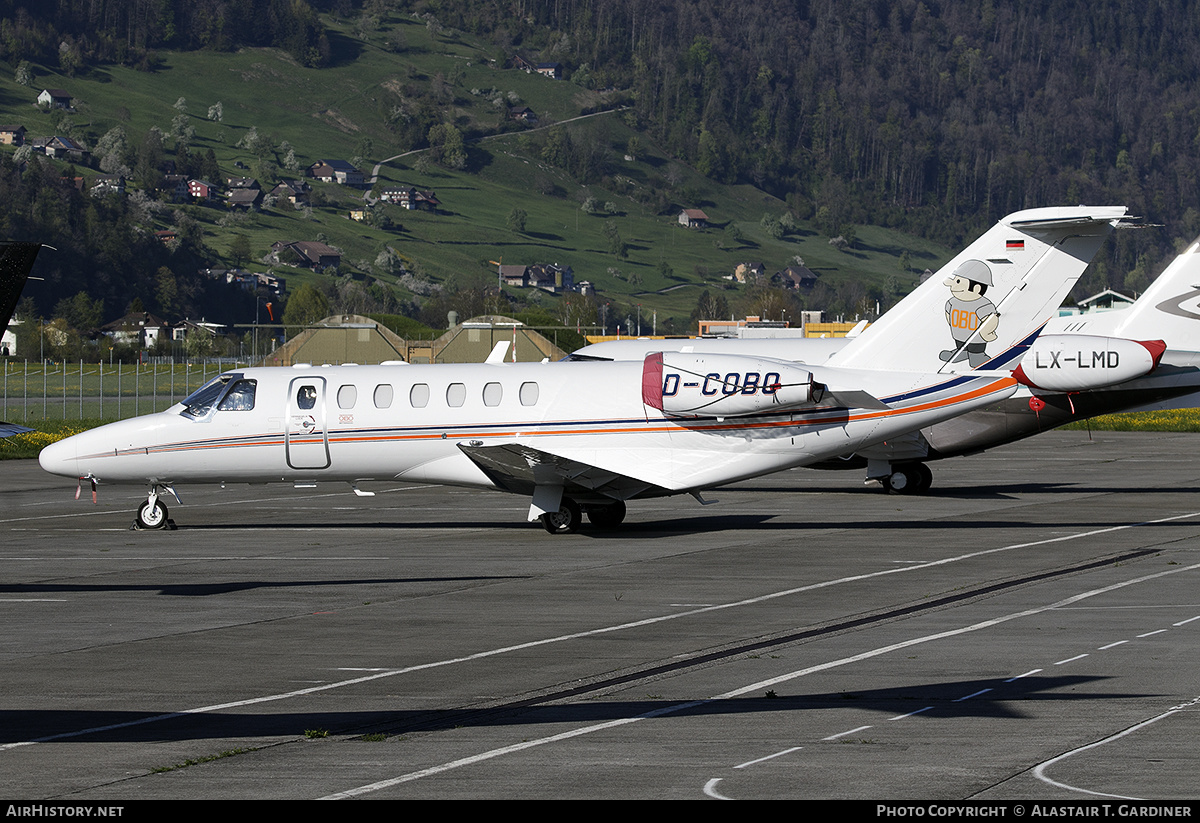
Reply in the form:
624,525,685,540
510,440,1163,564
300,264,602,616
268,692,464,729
1,359,244,423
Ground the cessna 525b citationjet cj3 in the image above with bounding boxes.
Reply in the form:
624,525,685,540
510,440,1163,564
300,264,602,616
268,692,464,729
38,206,1127,533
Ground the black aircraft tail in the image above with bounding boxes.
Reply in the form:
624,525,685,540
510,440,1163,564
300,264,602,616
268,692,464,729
0,242,42,438
0,242,42,341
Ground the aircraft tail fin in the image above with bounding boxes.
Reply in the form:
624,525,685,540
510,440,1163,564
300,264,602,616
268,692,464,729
1100,237,1200,350
0,242,43,341
828,207,1128,373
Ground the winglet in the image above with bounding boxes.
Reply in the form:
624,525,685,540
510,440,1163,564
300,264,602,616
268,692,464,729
485,341,511,364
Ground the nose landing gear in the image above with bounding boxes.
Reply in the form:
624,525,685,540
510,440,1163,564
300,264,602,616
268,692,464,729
133,486,179,530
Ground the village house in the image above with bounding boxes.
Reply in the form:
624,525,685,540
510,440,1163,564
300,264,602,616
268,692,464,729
227,188,262,209
308,160,364,186
378,186,439,211
772,264,819,290
732,262,766,284
101,311,170,349
225,176,259,190
200,268,285,297
270,240,341,271
90,175,125,196
0,125,26,146
270,180,311,207
679,208,709,229
38,136,89,163
158,174,189,202
37,89,73,110
188,179,219,201
535,62,562,79
508,106,538,124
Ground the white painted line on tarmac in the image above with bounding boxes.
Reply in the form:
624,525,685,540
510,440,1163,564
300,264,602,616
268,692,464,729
1005,669,1042,682
1099,640,1128,649
1033,694,1200,799
954,688,991,702
1136,629,1168,638
822,726,872,740
1054,654,1089,665
889,707,932,720
1173,615,1200,626
734,747,802,769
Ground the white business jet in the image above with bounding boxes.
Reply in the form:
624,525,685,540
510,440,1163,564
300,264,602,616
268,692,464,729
38,206,1126,533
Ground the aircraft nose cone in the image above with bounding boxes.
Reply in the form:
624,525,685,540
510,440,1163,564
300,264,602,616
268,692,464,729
38,435,78,478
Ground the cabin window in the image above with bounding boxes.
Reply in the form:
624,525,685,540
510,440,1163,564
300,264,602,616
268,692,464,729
520,382,539,406
483,382,502,407
373,384,394,409
296,385,317,410
409,383,429,408
337,385,357,409
217,379,257,411
446,382,466,407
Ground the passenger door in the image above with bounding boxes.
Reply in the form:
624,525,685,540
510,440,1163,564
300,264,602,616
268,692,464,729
286,377,330,470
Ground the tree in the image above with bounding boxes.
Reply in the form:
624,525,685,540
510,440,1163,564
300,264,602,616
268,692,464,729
507,207,527,233
229,235,252,268
691,290,730,323
427,123,466,170
282,284,331,331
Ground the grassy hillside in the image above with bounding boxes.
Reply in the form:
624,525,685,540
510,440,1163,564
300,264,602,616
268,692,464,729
0,11,955,333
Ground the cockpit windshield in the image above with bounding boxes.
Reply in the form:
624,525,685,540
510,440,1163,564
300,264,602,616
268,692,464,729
179,373,256,419
180,375,233,419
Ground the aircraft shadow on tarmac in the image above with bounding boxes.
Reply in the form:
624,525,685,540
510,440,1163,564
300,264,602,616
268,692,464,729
0,576,529,597
730,480,1195,499
0,675,1158,745
94,508,1198,537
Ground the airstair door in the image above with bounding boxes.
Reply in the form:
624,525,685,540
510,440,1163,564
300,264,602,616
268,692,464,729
286,377,330,470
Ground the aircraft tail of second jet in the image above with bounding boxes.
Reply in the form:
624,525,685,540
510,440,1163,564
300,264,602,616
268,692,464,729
829,207,1128,374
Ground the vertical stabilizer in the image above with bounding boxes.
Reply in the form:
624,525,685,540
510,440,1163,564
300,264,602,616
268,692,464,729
1104,237,1200,349
829,207,1127,373
0,242,42,341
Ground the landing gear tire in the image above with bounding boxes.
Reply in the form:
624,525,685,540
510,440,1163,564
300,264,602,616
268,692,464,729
883,463,930,496
540,497,582,535
586,500,627,529
136,499,169,529
915,462,933,493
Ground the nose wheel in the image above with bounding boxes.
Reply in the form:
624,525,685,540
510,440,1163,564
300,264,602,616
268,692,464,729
133,486,178,530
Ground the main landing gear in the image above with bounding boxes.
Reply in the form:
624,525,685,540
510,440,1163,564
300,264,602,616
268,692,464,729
133,486,178,530
880,462,933,495
539,498,627,534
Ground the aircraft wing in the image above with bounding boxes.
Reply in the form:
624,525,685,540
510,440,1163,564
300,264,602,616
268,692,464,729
457,442,664,501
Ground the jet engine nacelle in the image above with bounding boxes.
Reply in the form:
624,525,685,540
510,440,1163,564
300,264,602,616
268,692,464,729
1013,335,1166,392
641,351,821,416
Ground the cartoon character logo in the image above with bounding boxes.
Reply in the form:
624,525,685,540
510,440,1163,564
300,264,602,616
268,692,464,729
940,259,999,368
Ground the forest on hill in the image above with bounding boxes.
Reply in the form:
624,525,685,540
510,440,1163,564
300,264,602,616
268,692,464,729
2,0,1199,344
430,0,1200,290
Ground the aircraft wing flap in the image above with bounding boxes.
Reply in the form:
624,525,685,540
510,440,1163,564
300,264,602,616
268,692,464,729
457,443,663,500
